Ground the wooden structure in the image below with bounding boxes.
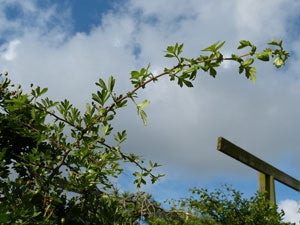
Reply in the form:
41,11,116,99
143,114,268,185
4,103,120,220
217,137,300,203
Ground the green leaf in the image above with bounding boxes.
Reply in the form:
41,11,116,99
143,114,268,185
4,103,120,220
140,109,147,125
273,57,284,68
268,39,280,46
249,67,256,83
96,78,107,90
115,99,127,108
231,54,243,63
177,43,184,55
177,78,183,87
107,76,115,92
184,66,197,74
166,45,175,53
239,65,244,74
92,90,110,106
101,125,110,135
201,65,209,72
0,148,7,160
38,87,48,97
256,52,270,61
114,130,127,143
140,68,146,76
237,40,251,49
190,70,197,80
245,67,256,83
202,41,219,52
250,45,257,56
138,100,150,109
215,41,225,52
141,178,146,185
32,211,42,217
169,74,175,81
92,93,102,105
100,90,110,105
149,160,153,167
0,213,9,223
242,58,254,67
131,70,140,79
164,53,175,58
183,79,193,87
209,68,217,77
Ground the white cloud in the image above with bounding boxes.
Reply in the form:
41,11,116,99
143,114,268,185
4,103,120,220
279,200,300,225
0,0,300,201
1,39,20,60
0,0,71,44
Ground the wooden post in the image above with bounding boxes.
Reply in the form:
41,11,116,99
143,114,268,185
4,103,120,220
258,172,276,203
217,137,300,204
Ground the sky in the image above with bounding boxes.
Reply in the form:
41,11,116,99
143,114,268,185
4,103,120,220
0,0,299,223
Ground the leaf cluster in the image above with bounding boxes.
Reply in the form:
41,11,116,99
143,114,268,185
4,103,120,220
152,185,295,225
163,39,289,85
0,72,162,224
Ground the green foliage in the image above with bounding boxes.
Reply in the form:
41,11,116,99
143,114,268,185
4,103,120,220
0,39,293,224
150,186,294,225
163,39,288,85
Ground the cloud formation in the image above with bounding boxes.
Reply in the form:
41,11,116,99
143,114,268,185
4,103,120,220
1,39,20,61
279,200,300,225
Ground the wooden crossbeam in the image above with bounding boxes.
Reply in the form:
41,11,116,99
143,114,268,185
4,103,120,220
217,137,300,192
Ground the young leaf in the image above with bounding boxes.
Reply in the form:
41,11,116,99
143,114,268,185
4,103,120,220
209,68,217,77
177,78,183,87
92,92,102,105
245,67,256,83
114,130,127,143
140,109,147,125
256,52,270,61
239,65,244,74
38,87,48,97
242,58,254,67
101,125,110,136
166,45,175,53
231,54,243,63
107,76,115,92
273,57,284,68
237,40,251,49
177,43,184,55
138,100,150,109
96,78,107,90
202,41,218,52
131,70,140,79
190,70,197,80
183,79,193,87
164,53,175,58
215,41,225,52
268,40,280,46
249,67,256,83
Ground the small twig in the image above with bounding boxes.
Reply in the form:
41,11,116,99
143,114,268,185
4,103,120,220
32,104,83,131
97,140,158,179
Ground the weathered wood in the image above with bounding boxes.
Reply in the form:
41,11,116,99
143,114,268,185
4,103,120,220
258,172,276,203
217,137,300,192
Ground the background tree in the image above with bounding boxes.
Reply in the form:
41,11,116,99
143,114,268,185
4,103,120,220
148,185,294,225
0,40,292,224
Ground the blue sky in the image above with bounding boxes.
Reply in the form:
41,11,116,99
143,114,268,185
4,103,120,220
0,0,300,223
36,0,122,34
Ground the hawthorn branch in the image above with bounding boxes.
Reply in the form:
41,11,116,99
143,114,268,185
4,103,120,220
98,140,158,180
32,104,84,131
20,121,75,179
107,52,252,113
